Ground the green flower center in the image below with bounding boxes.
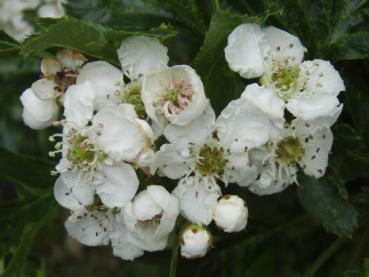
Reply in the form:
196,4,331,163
67,135,106,167
270,65,300,100
275,136,304,164
196,144,226,176
123,85,146,118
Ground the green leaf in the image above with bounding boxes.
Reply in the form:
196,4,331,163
343,258,369,277
20,17,176,66
297,173,358,237
1,199,57,277
334,32,369,60
0,147,54,193
0,32,20,56
192,11,262,113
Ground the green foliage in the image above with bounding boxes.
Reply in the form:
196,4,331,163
343,258,369,277
20,17,176,66
298,173,358,237
192,11,262,113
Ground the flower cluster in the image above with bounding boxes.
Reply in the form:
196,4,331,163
20,23,344,260
0,0,66,42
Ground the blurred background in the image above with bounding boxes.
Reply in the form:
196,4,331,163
0,0,369,276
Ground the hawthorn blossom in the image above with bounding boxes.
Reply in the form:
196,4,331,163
157,85,284,224
20,50,87,129
52,83,154,209
142,65,208,135
225,23,344,123
248,120,334,195
122,185,180,252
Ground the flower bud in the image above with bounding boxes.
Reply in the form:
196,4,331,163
214,195,248,232
180,224,212,259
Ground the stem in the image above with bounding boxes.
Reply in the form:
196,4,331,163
169,241,179,277
212,0,220,12
304,237,346,277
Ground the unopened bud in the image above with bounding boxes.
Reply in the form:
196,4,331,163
214,195,248,233
180,224,212,259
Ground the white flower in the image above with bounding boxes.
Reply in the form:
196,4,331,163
37,0,65,18
123,185,179,251
63,81,95,128
92,104,154,163
76,61,124,110
0,0,39,41
110,218,144,261
142,65,208,137
225,24,344,123
54,162,139,209
214,195,248,232
118,35,169,80
249,120,334,195
172,175,220,225
20,88,58,129
65,206,114,247
180,224,212,259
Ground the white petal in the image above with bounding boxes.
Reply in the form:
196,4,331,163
223,151,258,187
54,176,84,211
20,88,58,129
263,26,305,65
225,23,266,78
287,94,342,121
248,165,296,195
93,104,149,162
65,208,112,246
37,2,65,18
216,96,283,151
41,57,62,77
110,225,144,260
96,163,139,208
298,59,345,96
64,81,95,128
172,175,220,225
141,65,207,126
147,185,179,237
164,101,215,144
31,79,57,99
299,127,333,178
241,84,285,123
155,142,193,179
77,61,123,110
59,170,95,207
56,49,87,71
118,35,169,80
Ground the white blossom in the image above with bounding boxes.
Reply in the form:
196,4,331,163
118,35,169,80
76,61,124,110
123,185,179,251
180,224,212,259
225,24,344,124
214,195,248,232
249,120,334,195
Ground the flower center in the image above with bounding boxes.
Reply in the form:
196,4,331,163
123,84,146,118
66,133,106,170
157,78,193,116
54,70,77,93
275,136,304,164
196,144,226,176
269,64,300,101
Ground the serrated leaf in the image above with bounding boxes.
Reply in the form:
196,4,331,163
343,258,369,277
0,32,20,56
297,173,358,237
20,17,176,66
192,11,262,113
